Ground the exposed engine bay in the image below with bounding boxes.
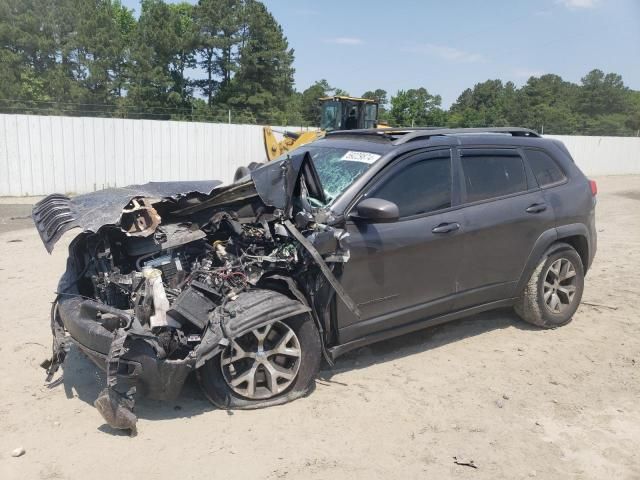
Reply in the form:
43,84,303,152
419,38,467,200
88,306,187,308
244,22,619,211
33,152,357,435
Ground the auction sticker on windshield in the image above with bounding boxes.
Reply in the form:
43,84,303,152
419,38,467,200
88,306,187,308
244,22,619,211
340,151,381,164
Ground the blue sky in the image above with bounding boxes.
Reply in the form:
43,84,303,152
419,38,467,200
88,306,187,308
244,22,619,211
122,0,640,107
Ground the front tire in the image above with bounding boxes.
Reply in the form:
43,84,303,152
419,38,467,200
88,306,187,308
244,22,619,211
514,243,584,328
197,314,321,409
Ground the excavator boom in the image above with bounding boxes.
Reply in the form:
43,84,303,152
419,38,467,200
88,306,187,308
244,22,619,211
263,127,325,162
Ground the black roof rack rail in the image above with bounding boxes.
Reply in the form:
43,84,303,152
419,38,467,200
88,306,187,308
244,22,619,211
392,127,540,145
325,126,540,144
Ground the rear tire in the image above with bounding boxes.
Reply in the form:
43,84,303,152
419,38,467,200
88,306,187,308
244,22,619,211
197,314,321,409
514,243,584,328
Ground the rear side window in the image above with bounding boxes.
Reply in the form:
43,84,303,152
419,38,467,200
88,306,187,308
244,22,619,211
525,149,566,187
460,151,527,203
370,153,451,217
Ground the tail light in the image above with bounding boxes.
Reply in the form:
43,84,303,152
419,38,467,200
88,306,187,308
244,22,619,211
589,179,598,196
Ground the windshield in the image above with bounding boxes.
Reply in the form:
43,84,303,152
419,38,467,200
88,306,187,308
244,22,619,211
276,146,381,204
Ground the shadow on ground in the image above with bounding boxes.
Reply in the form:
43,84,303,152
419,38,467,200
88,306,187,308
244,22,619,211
58,347,213,425
319,308,536,381
54,307,537,429
0,204,35,234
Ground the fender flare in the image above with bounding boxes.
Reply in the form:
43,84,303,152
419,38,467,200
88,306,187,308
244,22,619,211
515,224,590,294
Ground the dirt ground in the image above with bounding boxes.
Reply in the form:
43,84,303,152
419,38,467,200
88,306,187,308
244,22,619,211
0,176,638,480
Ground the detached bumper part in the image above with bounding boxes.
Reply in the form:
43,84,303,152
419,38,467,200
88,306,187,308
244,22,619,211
57,297,194,400
54,297,194,433
94,388,138,435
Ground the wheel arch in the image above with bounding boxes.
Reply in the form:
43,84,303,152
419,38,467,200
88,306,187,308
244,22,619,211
556,232,590,274
516,224,590,294
194,288,311,368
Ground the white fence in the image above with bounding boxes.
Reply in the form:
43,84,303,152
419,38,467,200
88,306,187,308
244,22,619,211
546,135,640,176
0,114,638,196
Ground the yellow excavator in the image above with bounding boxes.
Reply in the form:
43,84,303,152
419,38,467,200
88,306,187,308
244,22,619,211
263,95,385,162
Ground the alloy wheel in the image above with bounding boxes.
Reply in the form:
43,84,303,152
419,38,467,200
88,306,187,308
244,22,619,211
220,321,302,400
543,257,578,314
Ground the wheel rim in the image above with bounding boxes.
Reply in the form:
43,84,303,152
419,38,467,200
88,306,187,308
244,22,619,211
543,258,578,314
220,321,302,400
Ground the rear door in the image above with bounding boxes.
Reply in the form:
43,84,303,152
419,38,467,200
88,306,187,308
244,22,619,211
453,147,555,309
336,148,465,343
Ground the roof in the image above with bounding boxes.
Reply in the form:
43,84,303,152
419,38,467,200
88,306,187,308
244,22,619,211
314,127,555,157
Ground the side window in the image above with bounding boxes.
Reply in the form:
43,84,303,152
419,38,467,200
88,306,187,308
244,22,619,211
525,149,566,187
460,151,527,203
369,152,451,217
364,104,378,129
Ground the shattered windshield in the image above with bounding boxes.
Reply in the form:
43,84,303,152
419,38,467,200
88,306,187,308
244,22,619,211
278,146,380,204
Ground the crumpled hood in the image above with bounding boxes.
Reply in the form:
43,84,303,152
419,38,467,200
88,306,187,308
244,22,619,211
32,181,222,253
32,151,324,253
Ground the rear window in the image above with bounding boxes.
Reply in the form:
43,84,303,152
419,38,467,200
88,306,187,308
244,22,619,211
460,151,527,203
525,149,566,187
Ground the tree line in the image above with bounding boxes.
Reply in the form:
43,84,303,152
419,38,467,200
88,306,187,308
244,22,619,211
378,71,640,136
1,0,638,135
1,0,296,123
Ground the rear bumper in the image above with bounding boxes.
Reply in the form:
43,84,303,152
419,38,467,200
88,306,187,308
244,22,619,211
58,298,193,400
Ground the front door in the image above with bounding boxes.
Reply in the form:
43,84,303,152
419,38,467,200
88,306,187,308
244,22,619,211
336,149,464,344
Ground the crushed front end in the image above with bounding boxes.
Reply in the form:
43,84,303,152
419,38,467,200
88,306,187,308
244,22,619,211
34,153,356,435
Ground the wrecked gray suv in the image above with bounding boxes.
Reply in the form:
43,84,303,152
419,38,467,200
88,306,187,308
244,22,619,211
34,127,597,434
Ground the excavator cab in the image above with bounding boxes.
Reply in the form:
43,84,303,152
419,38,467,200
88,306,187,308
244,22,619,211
261,96,384,163
319,96,379,131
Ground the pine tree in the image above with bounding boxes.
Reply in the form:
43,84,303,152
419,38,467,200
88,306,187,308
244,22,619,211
226,0,295,123
195,0,243,107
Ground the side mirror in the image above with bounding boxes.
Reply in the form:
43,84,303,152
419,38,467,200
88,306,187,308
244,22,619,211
353,198,399,223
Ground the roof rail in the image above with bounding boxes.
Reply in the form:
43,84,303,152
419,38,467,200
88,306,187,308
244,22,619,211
392,127,540,145
325,127,541,144
325,127,421,137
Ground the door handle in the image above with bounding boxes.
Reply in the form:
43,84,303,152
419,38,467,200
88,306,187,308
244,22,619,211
526,203,547,214
432,222,460,234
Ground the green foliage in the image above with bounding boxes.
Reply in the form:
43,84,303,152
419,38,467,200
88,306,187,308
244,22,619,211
225,0,295,122
434,70,638,136
626,91,640,134
448,80,515,127
300,79,332,125
389,88,447,127
0,0,296,122
362,89,388,105
0,1,638,135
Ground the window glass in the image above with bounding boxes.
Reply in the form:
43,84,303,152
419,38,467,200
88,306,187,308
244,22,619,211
526,149,566,187
461,152,527,203
273,146,381,204
371,154,451,217
320,101,342,130
364,103,378,129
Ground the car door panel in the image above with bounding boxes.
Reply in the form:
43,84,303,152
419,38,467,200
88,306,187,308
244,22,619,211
334,148,463,344
453,148,556,310
337,211,465,343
